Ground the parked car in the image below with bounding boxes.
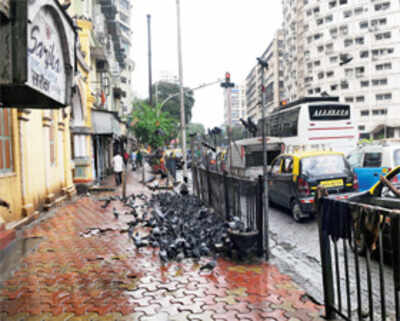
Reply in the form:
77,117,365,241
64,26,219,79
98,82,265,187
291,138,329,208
268,151,358,222
349,166,400,255
347,142,400,191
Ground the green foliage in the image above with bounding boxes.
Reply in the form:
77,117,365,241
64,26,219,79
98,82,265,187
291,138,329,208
129,102,178,149
153,81,195,123
187,123,206,136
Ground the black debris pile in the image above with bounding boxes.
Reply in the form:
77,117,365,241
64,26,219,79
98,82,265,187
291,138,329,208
134,192,234,264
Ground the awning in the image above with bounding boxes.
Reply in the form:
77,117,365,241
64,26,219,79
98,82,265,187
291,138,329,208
371,121,400,134
92,109,121,137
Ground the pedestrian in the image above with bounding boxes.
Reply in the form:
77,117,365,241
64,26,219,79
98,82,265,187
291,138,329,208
136,150,143,168
131,150,137,171
166,150,177,183
123,150,129,166
112,152,124,186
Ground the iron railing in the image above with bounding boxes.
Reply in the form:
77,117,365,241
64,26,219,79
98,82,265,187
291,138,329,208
317,196,400,321
192,166,265,256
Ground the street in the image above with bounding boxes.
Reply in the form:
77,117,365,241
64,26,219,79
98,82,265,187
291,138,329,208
268,203,396,320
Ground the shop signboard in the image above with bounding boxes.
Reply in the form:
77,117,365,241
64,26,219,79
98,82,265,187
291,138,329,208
0,0,76,108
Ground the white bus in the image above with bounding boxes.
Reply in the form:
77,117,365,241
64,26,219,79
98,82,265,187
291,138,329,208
257,97,358,155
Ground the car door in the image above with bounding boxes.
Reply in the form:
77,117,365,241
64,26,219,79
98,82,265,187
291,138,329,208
275,156,294,208
268,157,283,204
356,151,384,191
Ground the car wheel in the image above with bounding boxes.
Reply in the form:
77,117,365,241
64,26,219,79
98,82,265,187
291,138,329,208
291,200,304,223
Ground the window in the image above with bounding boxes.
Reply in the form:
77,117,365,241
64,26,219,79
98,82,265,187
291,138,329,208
372,109,388,115
355,37,364,45
330,28,338,37
371,18,387,26
50,112,56,165
327,71,334,77
307,36,312,43
343,10,352,18
339,0,347,4
345,68,353,77
308,89,314,95
271,158,282,174
354,7,363,15
361,81,369,87
372,78,387,86
340,25,349,35
341,81,349,89
307,9,312,16
360,50,369,58
314,60,321,66
376,62,392,71
375,2,390,11
317,18,323,26
358,125,365,131
0,109,13,174
329,0,337,9
330,56,338,63
376,32,391,40
326,43,333,52
344,39,353,47
331,84,338,91
313,7,320,14
325,15,333,23
376,93,392,100
360,21,368,29
345,97,354,102
314,33,323,40
363,153,382,167
356,96,365,102
318,45,324,53
315,87,321,93
361,110,369,116
355,66,365,75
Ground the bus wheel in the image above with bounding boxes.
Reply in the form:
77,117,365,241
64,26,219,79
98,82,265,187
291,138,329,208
291,200,303,223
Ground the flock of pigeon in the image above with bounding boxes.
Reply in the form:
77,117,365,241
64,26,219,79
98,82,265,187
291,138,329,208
100,187,247,271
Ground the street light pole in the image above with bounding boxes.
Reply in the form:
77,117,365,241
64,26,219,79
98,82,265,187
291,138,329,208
176,0,187,181
257,57,269,260
147,14,153,106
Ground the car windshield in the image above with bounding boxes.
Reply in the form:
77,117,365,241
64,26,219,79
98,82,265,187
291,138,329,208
395,149,400,166
301,155,348,176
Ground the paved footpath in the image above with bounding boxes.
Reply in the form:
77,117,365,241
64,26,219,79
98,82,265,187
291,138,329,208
0,169,325,321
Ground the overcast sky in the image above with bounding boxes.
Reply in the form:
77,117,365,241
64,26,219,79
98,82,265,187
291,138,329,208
131,1,283,129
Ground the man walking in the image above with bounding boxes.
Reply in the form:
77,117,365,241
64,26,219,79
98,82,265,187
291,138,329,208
131,150,137,171
112,152,124,186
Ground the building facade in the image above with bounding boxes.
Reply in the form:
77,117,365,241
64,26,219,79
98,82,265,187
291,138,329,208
224,85,247,127
282,0,400,138
245,30,284,122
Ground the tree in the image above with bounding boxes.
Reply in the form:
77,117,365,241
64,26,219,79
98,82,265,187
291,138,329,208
129,102,178,149
187,123,206,137
152,81,195,123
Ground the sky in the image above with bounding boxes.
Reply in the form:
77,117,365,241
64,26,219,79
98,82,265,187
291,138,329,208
131,1,283,129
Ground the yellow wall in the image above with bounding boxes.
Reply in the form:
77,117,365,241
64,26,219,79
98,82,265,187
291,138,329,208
0,109,22,222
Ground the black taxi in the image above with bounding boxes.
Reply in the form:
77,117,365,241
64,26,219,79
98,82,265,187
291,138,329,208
268,151,358,222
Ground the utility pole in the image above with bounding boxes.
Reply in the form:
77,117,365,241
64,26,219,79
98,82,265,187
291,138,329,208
147,14,153,106
257,57,269,260
176,0,187,181
220,72,235,172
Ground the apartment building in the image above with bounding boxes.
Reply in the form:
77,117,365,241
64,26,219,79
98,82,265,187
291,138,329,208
245,30,284,122
224,85,246,127
282,0,400,138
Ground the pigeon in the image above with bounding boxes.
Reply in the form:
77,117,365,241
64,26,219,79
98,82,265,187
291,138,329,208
113,208,119,219
200,259,217,272
101,199,111,209
159,249,168,264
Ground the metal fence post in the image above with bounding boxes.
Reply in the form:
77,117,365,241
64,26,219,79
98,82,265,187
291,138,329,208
223,172,230,220
256,175,264,257
391,215,400,318
316,193,336,320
